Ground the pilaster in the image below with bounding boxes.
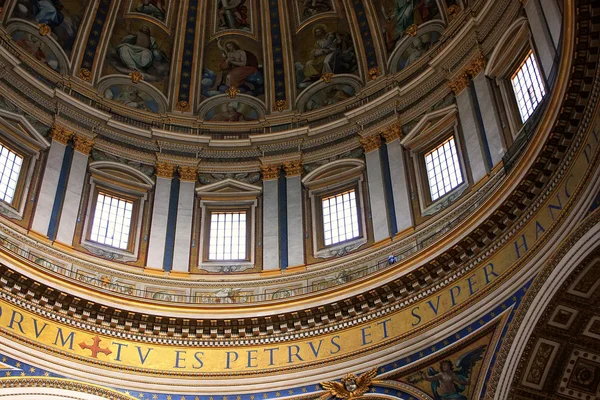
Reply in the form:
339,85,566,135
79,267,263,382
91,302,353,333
147,162,175,270
261,164,280,271
172,166,197,272
283,160,304,267
360,135,390,242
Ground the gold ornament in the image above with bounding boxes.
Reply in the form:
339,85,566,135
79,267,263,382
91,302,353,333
448,73,469,94
50,126,74,145
447,4,460,18
359,135,381,153
466,52,486,78
321,72,334,83
321,368,378,399
260,164,280,180
130,71,143,84
274,99,287,112
226,86,240,99
405,24,418,37
78,68,92,82
283,160,302,177
175,101,189,112
73,135,94,155
382,122,402,143
38,24,51,36
368,67,381,81
178,166,198,181
155,162,176,178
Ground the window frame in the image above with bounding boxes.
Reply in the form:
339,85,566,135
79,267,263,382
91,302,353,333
85,187,139,253
402,106,470,215
303,159,368,259
203,206,252,263
509,49,546,124
0,141,30,209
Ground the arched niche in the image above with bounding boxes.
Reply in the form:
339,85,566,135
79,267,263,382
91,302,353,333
296,75,363,113
97,76,169,114
388,21,445,74
197,93,266,122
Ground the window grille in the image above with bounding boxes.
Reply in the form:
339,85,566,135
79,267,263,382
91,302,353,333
209,211,247,260
425,137,464,201
90,193,134,250
322,190,360,246
0,144,23,204
511,51,546,122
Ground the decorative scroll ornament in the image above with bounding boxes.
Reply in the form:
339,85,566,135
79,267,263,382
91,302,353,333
50,126,73,145
368,67,381,81
130,71,143,84
178,165,198,181
155,162,176,178
448,73,470,95
447,4,460,19
359,135,382,153
175,101,189,112
283,160,302,177
78,68,92,82
321,72,334,83
466,52,487,78
405,24,418,37
382,122,402,142
275,99,287,112
260,164,280,180
226,86,240,99
73,135,94,155
38,24,51,36
321,368,378,399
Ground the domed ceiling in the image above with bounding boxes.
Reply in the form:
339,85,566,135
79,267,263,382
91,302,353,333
0,0,459,124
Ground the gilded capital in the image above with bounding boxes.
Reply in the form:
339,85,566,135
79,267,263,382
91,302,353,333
73,135,94,155
283,161,302,177
448,73,469,95
382,123,402,143
466,52,486,78
155,162,176,178
178,166,198,181
360,135,382,153
50,126,74,145
261,164,280,180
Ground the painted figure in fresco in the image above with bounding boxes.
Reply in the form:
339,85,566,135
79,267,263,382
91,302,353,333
136,0,166,21
302,25,340,81
112,87,152,111
117,25,168,72
216,38,258,88
14,33,59,71
381,0,437,51
15,0,80,53
208,102,257,121
419,346,485,400
217,0,248,30
301,0,332,18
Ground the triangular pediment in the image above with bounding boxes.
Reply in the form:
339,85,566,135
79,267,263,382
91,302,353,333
0,110,51,153
196,178,262,199
402,105,458,151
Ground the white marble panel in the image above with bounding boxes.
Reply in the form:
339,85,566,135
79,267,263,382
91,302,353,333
56,151,88,245
172,181,195,272
457,89,487,183
525,0,556,78
31,140,67,236
286,176,304,267
147,177,172,270
473,73,506,167
365,150,390,242
386,140,413,232
262,179,279,270
542,0,562,48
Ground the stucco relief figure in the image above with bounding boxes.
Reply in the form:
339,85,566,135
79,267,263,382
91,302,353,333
217,0,249,31
300,0,333,19
14,0,82,55
381,0,439,52
414,345,486,400
136,0,166,21
108,25,170,81
296,24,356,88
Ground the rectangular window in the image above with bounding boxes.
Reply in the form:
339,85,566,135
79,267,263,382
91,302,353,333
0,144,23,204
89,193,134,250
511,51,546,122
322,189,360,246
425,137,464,201
208,211,247,260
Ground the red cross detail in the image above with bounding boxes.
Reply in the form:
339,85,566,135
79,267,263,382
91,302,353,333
79,335,112,359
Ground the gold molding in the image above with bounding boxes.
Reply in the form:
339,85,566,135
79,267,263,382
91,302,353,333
73,135,94,155
283,160,302,177
261,164,280,180
155,162,176,178
178,165,198,181
50,126,73,145
382,123,402,143
360,135,382,153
